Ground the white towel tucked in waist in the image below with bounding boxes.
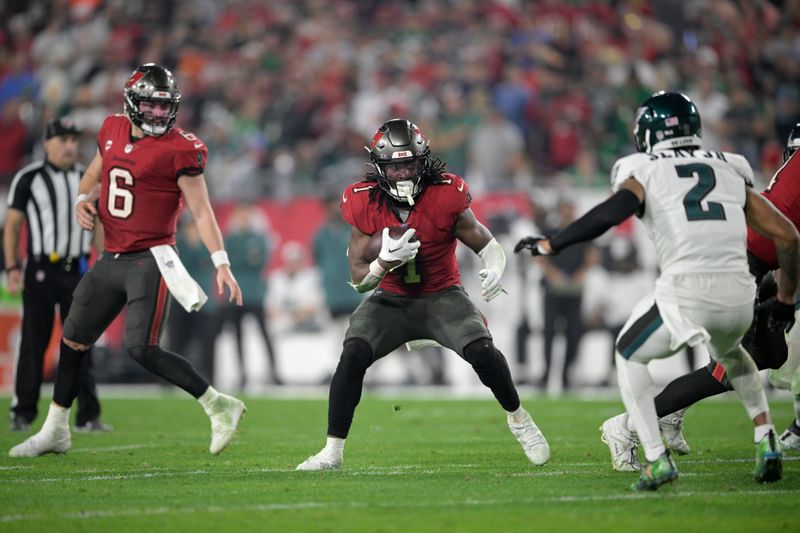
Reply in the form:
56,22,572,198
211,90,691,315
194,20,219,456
150,245,208,312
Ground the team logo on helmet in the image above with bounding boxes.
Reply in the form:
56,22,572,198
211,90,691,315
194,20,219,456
123,63,181,137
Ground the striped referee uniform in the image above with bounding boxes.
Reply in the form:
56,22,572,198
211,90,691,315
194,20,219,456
7,159,100,427
8,161,93,262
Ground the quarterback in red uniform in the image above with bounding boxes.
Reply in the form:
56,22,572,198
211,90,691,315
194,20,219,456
297,118,550,471
10,64,245,459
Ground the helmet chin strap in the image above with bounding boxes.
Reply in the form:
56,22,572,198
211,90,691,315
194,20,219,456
393,180,416,206
141,121,168,136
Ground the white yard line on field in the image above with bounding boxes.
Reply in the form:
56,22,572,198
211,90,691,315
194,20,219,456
1,489,798,523
68,443,157,453
1,455,796,483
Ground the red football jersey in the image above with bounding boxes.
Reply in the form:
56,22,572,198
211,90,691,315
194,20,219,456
747,153,800,269
96,115,207,253
341,173,471,295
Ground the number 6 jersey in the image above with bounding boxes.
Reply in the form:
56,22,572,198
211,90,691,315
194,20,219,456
96,114,207,253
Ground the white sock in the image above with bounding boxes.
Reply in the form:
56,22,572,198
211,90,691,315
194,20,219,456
198,386,220,413
754,424,775,443
507,405,528,424
42,402,70,431
325,436,345,454
616,353,664,462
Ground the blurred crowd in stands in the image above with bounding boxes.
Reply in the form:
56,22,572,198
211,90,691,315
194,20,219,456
1,0,799,390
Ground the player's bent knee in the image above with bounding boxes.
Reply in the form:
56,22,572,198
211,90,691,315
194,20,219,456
63,337,91,352
127,344,152,365
462,338,499,368
338,338,374,376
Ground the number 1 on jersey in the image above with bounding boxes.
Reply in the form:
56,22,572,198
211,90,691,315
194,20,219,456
403,258,421,284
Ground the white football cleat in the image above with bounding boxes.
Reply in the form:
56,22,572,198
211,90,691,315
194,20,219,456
600,413,641,472
779,423,800,451
508,410,550,466
207,394,246,455
658,408,690,455
296,448,343,471
9,424,71,457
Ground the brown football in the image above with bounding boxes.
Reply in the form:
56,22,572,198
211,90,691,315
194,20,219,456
364,225,418,262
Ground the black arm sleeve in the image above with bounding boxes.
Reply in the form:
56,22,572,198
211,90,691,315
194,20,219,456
549,189,641,253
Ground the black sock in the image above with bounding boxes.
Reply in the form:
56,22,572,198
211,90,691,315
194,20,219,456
654,367,729,418
327,339,373,438
130,345,209,398
52,342,89,408
463,339,520,412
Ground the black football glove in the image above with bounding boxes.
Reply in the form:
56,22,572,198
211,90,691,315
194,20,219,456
514,235,552,256
759,297,796,333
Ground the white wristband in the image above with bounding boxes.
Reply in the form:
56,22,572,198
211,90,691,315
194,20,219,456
75,193,89,209
211,250,230,268
369,259,387,278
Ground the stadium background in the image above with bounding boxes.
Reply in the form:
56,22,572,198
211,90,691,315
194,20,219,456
0,0,798,394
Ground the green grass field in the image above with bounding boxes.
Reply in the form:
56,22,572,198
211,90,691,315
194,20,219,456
0,394,796,532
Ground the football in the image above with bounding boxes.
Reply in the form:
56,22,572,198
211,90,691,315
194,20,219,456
364,225,417,262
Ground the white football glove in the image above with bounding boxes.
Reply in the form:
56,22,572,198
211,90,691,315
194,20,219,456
378,227,420,268
479,268,503,301
478,238,506,302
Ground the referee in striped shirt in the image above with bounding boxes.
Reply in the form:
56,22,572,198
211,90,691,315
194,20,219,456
5,117,109,432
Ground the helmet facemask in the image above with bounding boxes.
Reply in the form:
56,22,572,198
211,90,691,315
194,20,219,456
123,64,181,136
376,159,425,205
784,124,800,163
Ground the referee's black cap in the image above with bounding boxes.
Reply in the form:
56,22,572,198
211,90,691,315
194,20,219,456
45,116,81,139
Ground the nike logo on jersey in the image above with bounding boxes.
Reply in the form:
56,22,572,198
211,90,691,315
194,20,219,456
342,193,348,203
194,142,204,149
457,182,464,192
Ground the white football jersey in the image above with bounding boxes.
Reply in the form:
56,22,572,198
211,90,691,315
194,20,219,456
610,148,754,279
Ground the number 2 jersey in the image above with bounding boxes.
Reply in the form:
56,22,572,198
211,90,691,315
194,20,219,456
611,148,755,307
96,114,207,253
747,151,800,270
341,173,471,295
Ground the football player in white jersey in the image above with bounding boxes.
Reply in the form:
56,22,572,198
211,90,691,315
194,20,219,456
515,91,800,491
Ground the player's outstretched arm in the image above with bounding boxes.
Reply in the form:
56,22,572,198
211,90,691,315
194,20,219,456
515,179,644,257
178,173,243,305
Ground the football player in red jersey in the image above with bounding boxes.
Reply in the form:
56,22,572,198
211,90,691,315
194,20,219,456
600,123,800,471
10,64,246,458
296,118,550,471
